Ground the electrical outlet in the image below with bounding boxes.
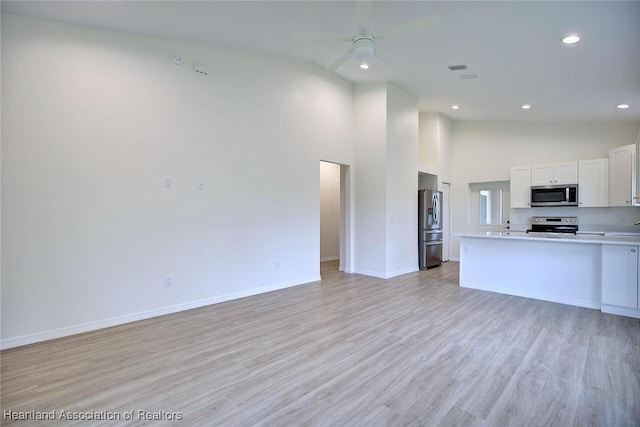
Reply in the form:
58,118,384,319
164,177,173,189
197,180,205,191
164,275,174,287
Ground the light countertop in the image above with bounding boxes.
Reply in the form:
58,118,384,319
457,231,640,245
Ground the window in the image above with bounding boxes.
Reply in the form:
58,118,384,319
479,188,503,225
469,181,509,230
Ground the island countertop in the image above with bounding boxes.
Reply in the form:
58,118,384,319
456,231,640,245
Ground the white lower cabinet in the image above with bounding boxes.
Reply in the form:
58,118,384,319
601,245,638,309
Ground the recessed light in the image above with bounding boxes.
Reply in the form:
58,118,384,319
521,104,532,110
617,104,630,109
359,63,369,70
562,35,580,44
452,105,460,110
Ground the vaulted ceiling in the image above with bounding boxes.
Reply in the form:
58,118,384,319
2,1,639,122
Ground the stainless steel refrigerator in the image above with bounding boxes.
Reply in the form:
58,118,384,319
418,189,443,269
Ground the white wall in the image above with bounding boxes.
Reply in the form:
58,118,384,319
419,113,438,172
418,112,452,184
353,83,388,277
1,15,355,348
385,83,419,276
450,120,640,260
319,161,340,261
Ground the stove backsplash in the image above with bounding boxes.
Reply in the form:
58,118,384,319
508,206,640,233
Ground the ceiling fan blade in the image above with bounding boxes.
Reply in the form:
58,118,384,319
292,30,352,42
328,46,355,72
373,47,401,73
374,14,441,39
355,0,373,34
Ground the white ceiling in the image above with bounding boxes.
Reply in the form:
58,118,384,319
2,0,639,122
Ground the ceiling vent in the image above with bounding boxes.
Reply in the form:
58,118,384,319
193,61,210,75
448,64,468,71
459,74,478,80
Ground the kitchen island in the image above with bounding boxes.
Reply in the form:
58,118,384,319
458,231,640,318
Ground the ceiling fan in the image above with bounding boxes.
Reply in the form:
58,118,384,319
294,1,440,72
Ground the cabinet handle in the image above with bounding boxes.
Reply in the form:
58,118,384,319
632,249,636,252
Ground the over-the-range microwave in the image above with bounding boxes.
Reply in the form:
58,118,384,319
531,184,578,207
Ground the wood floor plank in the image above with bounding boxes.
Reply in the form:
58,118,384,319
2,261,639,426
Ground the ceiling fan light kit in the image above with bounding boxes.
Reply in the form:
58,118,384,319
353,36,375,60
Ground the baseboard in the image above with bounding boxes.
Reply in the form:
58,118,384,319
601,304,640,319
459,280,600,310
320,256,339,262
352,266,419,279
385,266,419,279
352,268,387,279
0,275,321,350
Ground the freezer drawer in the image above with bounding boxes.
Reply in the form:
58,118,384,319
423,230,443,242
420,241,442,269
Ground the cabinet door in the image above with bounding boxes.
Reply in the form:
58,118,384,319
553,161,579,184
578,159,608,207
531,164,554,186
609,144,635,206
510,166,531,208
602,245,638,309
635,129,640,205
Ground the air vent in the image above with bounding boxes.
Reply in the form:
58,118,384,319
448,64,468,71
459,74,478,80
193,61,210,75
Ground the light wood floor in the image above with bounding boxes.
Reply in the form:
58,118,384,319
2,261,639,426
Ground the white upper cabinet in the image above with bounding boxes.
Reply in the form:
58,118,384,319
510,166,531,208
609,144,635,207
530,164,554,186
531,161,578,186
578,158,608,207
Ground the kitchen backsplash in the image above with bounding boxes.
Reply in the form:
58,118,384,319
508,206,640,232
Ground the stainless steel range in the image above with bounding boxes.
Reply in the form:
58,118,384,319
527,216,578,235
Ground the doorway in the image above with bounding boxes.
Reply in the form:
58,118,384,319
319,161,351,275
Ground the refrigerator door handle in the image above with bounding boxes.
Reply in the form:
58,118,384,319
432,194,439,226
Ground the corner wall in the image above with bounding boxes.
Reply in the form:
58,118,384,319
352,83,419,278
